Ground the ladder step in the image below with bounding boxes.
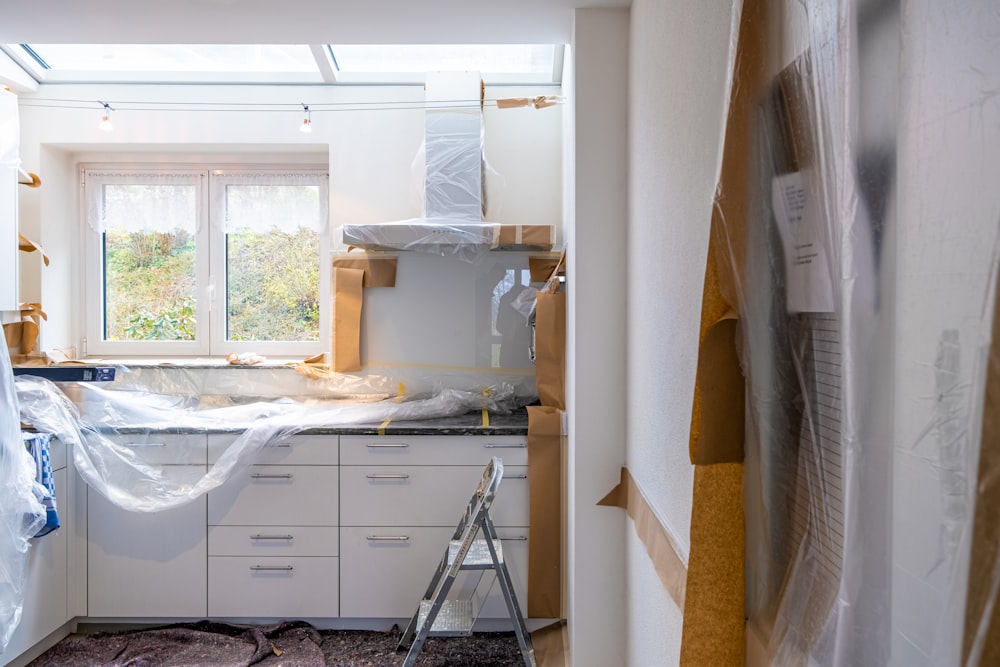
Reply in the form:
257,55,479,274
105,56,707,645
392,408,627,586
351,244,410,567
417,599,474,636
449,538,503,569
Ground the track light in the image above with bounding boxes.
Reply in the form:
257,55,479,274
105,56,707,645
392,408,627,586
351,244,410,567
98,101,113,131
299,103,312,133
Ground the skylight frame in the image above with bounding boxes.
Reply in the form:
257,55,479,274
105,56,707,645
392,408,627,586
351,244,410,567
2,43,565,86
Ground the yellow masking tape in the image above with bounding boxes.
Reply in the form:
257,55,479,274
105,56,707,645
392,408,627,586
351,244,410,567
378,417,392,436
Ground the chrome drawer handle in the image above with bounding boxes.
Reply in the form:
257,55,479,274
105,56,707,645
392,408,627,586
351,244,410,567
123,442,167,447
366,535,410,541
251,534,294,540
506,474,527,479
266,443,292,448
483,443,526,449
366,473,410,479
501,536,528,541
366,443,409,448
250,565,294,571
251,473,293,479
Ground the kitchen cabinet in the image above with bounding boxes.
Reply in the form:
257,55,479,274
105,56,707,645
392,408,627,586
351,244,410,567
87,433,208,618
338,434,530,622
206,434,339,618
4,439,69,661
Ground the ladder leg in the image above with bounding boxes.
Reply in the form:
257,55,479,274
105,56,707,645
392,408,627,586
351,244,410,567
398,548,450,650
482,516,536,667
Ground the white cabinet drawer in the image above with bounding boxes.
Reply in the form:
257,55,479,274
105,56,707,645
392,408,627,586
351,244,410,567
340,435,528,466
102,432,208,465
208,556,339,618
340,526,453,618
339,465,529,527
209,525,338,557
208,465,339,526
339,526,529,619
208,433,338,465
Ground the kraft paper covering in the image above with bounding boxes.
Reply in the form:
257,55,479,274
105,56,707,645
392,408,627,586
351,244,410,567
597,466,687,608
332,255,398,288
495,96,561,110
331,267,364,372
527,405,564,618
963,271,1000,665
496,224,555,249
3,303,46,356
17,233,49,266
535,250,566,411
528,255,563,284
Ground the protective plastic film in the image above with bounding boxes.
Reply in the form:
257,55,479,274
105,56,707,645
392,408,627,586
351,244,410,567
0,350,46,653
14,373,520,514
728,1,1000,665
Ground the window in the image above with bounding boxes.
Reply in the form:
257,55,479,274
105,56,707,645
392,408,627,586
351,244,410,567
83,166,329,358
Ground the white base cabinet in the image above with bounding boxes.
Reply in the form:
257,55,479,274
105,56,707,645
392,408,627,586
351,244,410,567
339,434,530,622
207,434,339,619
80,432,533,628
86,434,208,618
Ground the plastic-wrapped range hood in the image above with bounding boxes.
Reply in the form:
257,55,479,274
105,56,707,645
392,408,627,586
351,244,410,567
340,72,553,255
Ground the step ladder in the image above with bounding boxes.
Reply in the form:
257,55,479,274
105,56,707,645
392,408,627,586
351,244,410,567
397,456,536,667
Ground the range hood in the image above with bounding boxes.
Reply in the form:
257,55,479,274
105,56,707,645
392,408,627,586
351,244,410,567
340,72,554,257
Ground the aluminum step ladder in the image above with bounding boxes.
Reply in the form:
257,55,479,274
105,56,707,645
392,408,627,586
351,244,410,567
397,456,536,667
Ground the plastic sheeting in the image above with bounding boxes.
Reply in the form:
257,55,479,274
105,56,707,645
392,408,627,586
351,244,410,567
14,373,520,514
725,1,1000,666
0,349,46,654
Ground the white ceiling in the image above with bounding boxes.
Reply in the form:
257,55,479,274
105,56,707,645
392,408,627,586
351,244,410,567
0,0,630,46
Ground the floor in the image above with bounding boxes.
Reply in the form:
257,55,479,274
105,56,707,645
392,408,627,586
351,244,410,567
24,620,568,667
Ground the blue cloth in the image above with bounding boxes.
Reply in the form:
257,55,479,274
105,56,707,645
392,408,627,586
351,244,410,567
23,432,60,538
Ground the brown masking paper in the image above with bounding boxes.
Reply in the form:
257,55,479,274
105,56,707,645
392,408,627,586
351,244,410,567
963,263,1000,664
527,405,564,618
690,313,744,465
332,256,398,287
535,251,566,410
331,267,364,372
528,255,563,284
3,303,47,356
598,467,687,609
496,224,555,249
18,233,50,266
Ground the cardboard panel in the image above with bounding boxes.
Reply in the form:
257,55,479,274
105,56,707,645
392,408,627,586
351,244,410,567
527,405,563,618
330,267,364,372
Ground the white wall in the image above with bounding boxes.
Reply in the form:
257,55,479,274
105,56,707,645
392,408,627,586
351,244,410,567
567,9,629,667
626,0,740,665
14,81,562,395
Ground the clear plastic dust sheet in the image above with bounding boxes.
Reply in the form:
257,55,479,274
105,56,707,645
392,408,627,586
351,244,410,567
714,1,1000,666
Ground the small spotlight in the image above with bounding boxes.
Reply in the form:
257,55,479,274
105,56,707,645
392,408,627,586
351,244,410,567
300,103,312,133
98,101,114,131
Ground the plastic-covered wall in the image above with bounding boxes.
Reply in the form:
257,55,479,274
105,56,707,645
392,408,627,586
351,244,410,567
723,0,1000,665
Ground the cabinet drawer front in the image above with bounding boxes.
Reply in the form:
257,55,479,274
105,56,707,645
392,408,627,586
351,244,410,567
339,527,529,619
103,433,208,465
208,434,338,465
340,465,529,527
208,465,339,526
209,525,338,557
208,556,339,618
340,435,527,466
340,527,453,618
88,465,208,618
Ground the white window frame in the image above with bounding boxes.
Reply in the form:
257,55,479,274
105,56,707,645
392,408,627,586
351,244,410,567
81,163,330,359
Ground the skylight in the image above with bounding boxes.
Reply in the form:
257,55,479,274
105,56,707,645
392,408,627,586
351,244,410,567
5,43,563,85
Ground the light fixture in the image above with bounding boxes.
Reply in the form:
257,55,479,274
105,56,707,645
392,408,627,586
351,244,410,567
299,103,312,133
98,101,113,131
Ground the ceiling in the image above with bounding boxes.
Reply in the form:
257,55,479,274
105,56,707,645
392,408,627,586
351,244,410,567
0,0,630,46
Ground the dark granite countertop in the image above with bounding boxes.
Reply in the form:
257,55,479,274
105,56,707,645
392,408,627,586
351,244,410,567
103,407,530,436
